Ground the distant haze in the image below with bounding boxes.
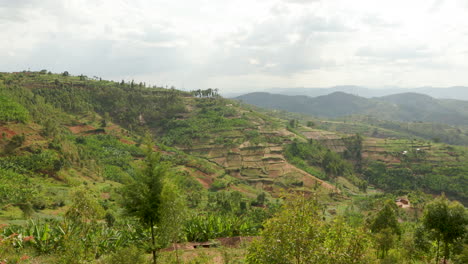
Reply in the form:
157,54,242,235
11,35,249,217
236,91,468,125
259,86,468,101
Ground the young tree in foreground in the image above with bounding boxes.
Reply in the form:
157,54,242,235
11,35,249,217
65,186,104,223
422,195,467,264
246,193,375,264
159,180,188,264
370,200,401,259
121,144,167,264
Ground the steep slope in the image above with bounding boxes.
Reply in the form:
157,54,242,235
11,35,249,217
159,96,336,194
0,71,337,217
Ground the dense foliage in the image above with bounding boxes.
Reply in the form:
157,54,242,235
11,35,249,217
0,95,29,123
246,194,376,264
364,159,468,203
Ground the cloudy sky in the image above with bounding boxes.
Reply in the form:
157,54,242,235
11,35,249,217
2,0,468,93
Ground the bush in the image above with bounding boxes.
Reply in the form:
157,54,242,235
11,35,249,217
0,95,29,122
246,194,376,264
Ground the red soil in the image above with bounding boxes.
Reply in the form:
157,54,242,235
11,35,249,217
119,138,136,145
68,125,96,134
0,127,16,139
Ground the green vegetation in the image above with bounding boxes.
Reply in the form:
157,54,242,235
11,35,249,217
236,92,468,126
422,196,468,263
0,71,466,263
246,194,376,264
161,99,252,146
370,200,401,259
121,143,171,263
284,137,368,191
0,95,29,123
246,100,468,146
363,153,468,203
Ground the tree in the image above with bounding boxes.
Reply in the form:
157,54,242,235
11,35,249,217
4,133,25,154
101,112,111,128
343,133,363,171
159,180,188,263
370,200,400,235
246,194,375,264
62,186,105,262
0,168,37,217
370,200,400,258
41,118,60,138
422,195,467,263
65,186,104,223
289,119,298,128
121,143,168,264
0,95,29,123
322,150,350,179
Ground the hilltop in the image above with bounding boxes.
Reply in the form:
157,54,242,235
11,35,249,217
263,85,468,101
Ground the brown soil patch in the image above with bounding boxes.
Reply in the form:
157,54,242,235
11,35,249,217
101,192,110,199
277,128,296,137
182,168,213,188
291,166,337,192
119,138,136,145
68,125,96,134
210,157,227,167
105,124,121,131
162,236,256,252
0,126,16,139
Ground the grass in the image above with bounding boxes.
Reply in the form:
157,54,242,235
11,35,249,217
159,245,248,264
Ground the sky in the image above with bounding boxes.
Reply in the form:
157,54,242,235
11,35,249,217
2,0,468,93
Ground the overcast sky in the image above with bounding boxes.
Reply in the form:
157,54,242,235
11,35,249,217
2,0,468,92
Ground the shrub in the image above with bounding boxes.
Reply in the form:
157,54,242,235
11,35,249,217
0,95,29,122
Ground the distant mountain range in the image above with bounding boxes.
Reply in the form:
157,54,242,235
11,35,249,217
260,86,468,101
236,91,468,126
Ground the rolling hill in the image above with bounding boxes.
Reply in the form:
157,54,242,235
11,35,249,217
236,91,468,126
263,85,468,100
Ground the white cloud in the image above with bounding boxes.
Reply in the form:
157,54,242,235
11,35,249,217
283,0,320,4
1,0,468,92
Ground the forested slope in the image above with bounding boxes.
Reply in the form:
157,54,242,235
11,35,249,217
236,91,468,126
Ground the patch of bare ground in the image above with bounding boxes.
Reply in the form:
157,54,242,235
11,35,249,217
162,236,256,252
181,167,213,188
363,152,401,163
119,138,136,145
0,126,16,139
279,163,338,192
68,124,96,134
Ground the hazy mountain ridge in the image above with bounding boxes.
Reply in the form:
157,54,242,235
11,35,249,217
236,91,468,126
264,86,468,100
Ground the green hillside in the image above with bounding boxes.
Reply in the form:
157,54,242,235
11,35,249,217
0,71,466,263
236,91,468,126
